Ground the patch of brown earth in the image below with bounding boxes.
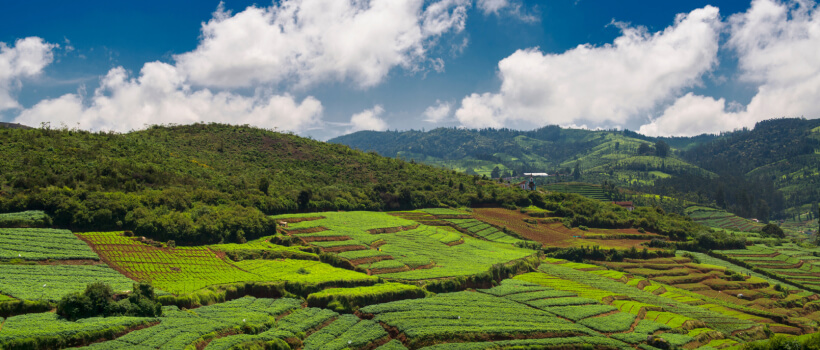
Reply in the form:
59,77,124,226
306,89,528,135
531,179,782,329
299,235,351,242
349,255,394,266
367,224,419,234
321,245,369,253
284,226,329,235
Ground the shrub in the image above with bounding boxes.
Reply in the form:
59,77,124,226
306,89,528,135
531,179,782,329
57,282,162,321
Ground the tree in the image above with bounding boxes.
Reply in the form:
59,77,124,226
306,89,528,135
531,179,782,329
297,189,312,211
655,141,670,158
573,163,581,180
761,223,785,238
637,143,652,155
491,166,501,179
257,177,270,195
614,142,620,150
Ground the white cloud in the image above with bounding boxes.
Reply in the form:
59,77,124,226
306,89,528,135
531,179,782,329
477,0,509,15
476,0,536,22
0,37,56,111
640,0,820,136
423,100,452,123
454,6,722,129
348,105,388,133
14,63,323,133
175,0,469,90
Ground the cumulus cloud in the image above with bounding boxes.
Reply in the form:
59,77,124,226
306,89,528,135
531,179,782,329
13,0,475,133
348,105,388,133
15,63,323,132
0,37,56,111
423,100,452,123
640,0,820,136
455,6,722,129
175,0,469,89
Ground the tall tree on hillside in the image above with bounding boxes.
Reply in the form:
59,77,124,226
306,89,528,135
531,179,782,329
573,163,581,180
655,141,670,158
491,166,500,179
637,143,652,155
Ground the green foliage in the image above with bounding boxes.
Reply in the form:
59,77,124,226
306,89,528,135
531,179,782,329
306,283,425,312
0,227,99,260
0,124,530,245
761,223,785,238
360,291,598,348
57,282,162,321
0,264,136,301
0,210,51,228
0,312,157,350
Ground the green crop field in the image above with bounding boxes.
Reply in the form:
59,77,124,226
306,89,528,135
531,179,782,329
78,231,375,294
0,228,99,260
0,264,137,301
274,211,535,280
445,218,523,244
686,207,764,232
542,182,610,201
0,211,50,228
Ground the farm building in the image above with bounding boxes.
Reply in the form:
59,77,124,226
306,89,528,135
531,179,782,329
612,201,634,211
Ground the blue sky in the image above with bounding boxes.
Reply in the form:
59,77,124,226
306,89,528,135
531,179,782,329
1,0,818,139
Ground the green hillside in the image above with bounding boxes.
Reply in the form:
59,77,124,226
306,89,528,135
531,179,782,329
331,119,820,221
0,123,535,245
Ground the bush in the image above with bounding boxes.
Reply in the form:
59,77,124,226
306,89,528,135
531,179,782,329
57,282,162,321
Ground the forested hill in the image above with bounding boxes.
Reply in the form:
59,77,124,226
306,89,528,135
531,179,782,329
329,126,718,177
682,118,820,214
330,119,820,219
0,123,534,244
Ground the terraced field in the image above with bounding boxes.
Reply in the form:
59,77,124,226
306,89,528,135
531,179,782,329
274,211,536,280
472,208,658,249
542,182,610,201
687,207,764,232
78,231,377,294
597,256,818,334
716,243,820,293
1,209,816,349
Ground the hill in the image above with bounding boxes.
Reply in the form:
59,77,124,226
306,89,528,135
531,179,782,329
331,119,820,220
0,123,536,244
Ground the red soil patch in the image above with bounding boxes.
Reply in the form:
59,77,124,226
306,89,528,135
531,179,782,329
321,245,369,253
299,235,351,242
348,255,394,266
278,216,325,224
368,224,419,234
472,208,655,249
284,226,329,235
444,239,464,247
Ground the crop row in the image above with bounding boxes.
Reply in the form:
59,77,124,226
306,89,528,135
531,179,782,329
0,264,136,301
0,312,156,349
79,231,376,295
0,228,99,260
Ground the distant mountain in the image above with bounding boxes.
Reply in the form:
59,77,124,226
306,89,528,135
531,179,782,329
330,126,718,179
331,119,820,219
0,122,32,129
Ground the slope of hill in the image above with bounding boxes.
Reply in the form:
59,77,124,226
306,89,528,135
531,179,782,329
0,123,535,244
330,126,715,180
331,119,819,220
683,118,820,215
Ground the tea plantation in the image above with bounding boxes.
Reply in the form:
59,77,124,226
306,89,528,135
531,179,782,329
1,209,819,350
